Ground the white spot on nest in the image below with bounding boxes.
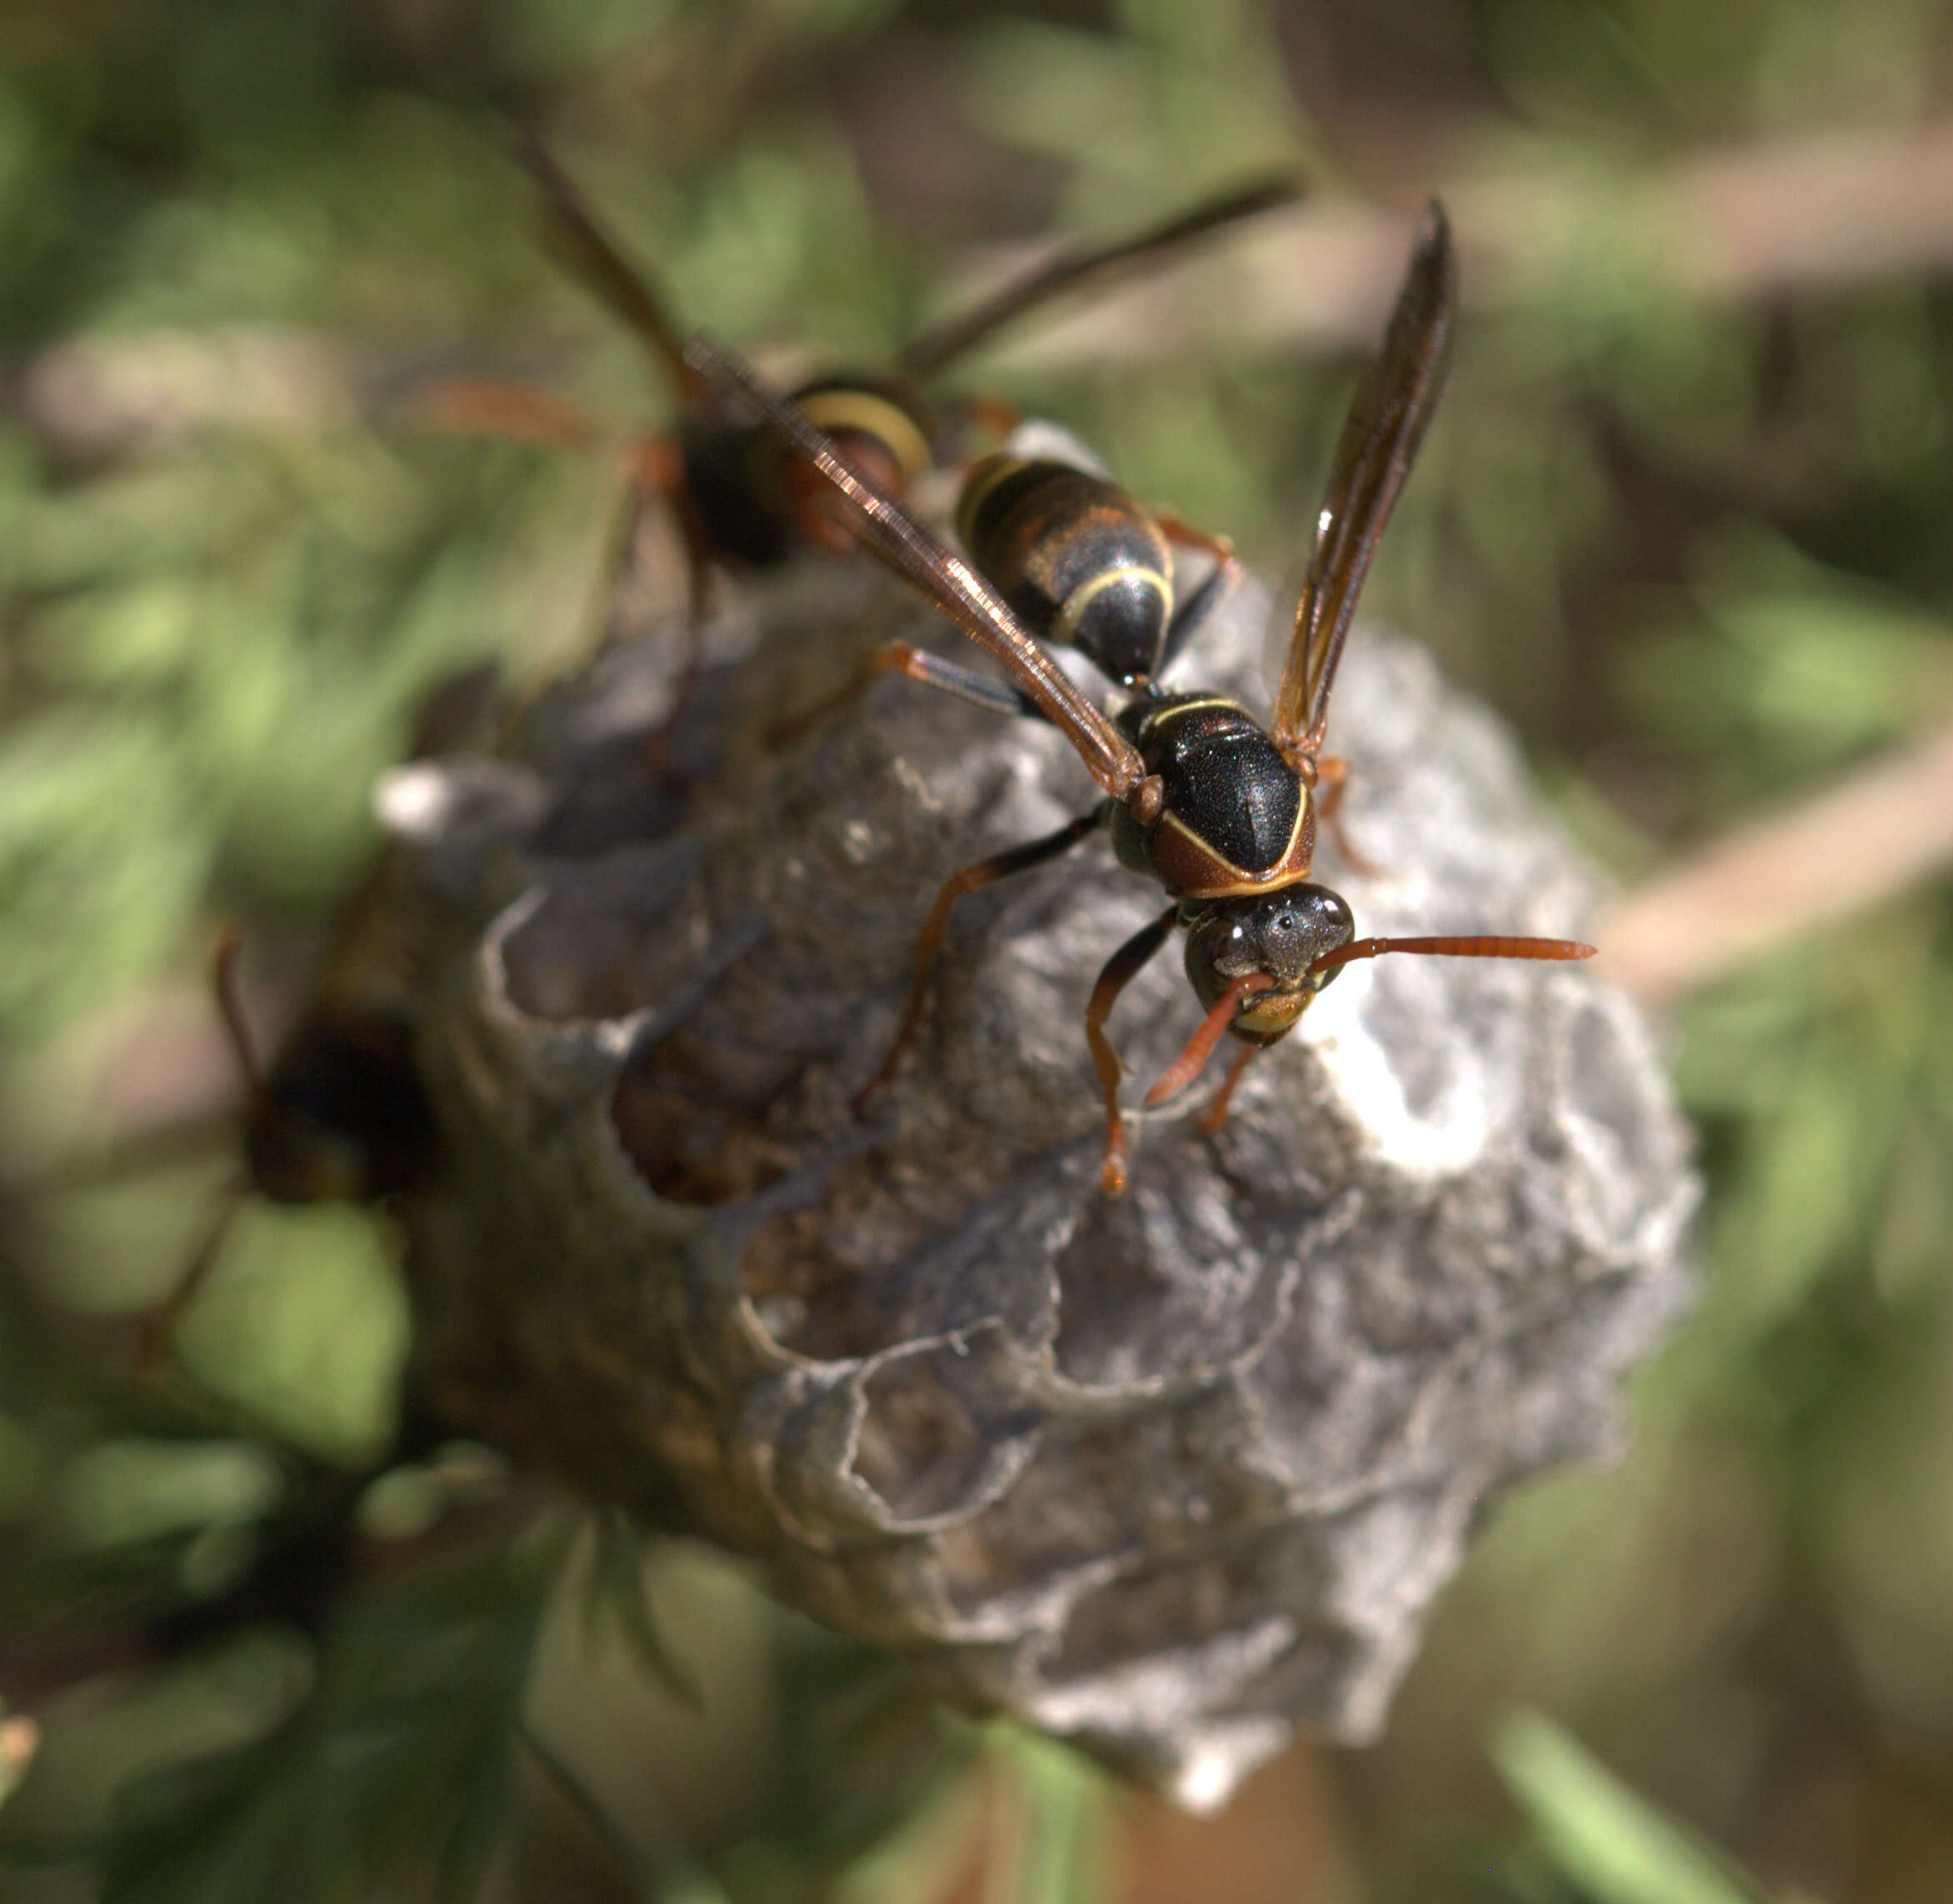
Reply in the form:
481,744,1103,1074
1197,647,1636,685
1168,1717,1297,1815
373,762,455,839
1306,968,1489,1177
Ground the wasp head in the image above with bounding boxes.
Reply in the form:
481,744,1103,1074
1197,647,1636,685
1181,884,1355,1045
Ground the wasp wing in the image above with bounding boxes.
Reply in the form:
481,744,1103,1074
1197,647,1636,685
1269,202,1456,764
520,134,704,405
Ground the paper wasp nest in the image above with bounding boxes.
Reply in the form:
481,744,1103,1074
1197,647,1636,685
387,545,1696,1811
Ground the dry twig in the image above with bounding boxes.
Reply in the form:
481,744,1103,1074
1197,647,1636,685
1593,724,1953,1010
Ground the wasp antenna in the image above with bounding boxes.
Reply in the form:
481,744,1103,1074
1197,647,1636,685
516,130,704,404
210,929,267,1100
1143,972,1274,1108
135,1184,244,1373
1308,934,1596,976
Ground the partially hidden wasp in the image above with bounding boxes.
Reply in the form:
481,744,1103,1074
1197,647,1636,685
683,203,1596,1194
424,140,1297,676
125,669,502,1365
132,910,435,1367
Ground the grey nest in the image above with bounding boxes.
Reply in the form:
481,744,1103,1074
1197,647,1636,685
382,547,1696,1811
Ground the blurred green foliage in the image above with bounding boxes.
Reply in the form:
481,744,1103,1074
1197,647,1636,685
2,0,1953,1899
1493,1710,1763,1904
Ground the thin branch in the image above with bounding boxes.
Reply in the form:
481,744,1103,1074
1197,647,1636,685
932,118,1953,368
26,117,1953,451
1591,723,1953,1010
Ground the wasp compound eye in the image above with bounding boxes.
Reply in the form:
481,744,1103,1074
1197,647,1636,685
1256,884,1355,983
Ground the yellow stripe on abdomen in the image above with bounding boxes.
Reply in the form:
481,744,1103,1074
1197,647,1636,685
797,390,933,484
1053,564,1172,648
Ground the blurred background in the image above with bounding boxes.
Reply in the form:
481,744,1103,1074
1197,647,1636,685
3,0,1953,1899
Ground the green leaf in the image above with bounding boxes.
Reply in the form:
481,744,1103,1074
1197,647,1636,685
99,1728,322,1904
95,1535,563,1904
990,1726,1112,1904
173,1201,407,1466
1492,1710,1765,1904
56,1438,283,1553
0,710,207,1040
580,1511,703,1711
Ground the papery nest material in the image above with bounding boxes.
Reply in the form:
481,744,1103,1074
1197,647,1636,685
387,552,1696,1812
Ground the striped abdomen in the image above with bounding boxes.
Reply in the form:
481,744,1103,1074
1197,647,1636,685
957,454,1172,685
684,372,937,567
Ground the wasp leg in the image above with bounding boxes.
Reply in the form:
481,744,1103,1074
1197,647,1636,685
854,812,1103,1117
412,378,707,700
1198,1042,1260,1135
412,384,702,637
768,640,1039,752
1155,512,1236,566
952,394,1023,444
1153,513,1241,678
1084,905,1178,1195
872,642,1043,718
1314,752,1383,877
134,1188,242,1373
409,377,607,452
619,434,712,630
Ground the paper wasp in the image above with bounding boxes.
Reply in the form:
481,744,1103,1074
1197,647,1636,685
425,140,1296,669
122,670,503,1366
123,917,434,1368
685,203,1596,1193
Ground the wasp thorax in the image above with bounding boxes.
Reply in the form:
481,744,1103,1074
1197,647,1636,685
1184,885,1356,1041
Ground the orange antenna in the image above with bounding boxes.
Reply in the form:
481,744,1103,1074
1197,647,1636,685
1144,972,1274,1108
1145,940,1596,1116
210,928,267,1103
1308,934,1597,976
134,1190,242,1373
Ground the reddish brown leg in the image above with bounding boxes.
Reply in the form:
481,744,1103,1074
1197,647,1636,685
1199,1042,1259,1135
953,394,1023,442
135,1192,241,1373
868,642,1036,717
1314,752,1384,877
626,434,715,635
414,395,699,639
137,927,261,1372
768,639,1033,752
1153,511,1234,567
855,813,1103,1117
1083,907,1178,1195
1152,512,1242,677
442,408,706,758
210,927,264,1101
408,377,607,452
